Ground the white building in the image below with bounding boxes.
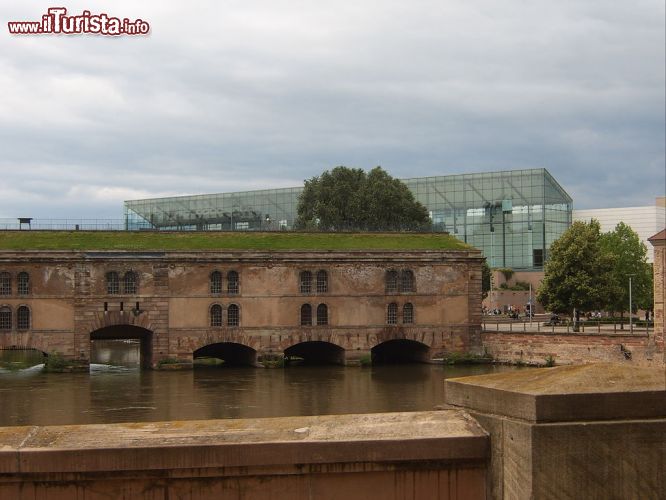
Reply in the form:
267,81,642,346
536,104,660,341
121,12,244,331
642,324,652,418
573,197,666,263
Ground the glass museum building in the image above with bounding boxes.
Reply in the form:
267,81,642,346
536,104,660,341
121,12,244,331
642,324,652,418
124,168,572,270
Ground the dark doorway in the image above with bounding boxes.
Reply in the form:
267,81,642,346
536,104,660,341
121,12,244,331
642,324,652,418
371,339,431,364
284,341,345,365
194,342,257,367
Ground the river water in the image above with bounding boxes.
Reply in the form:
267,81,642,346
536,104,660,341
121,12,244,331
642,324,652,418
0,341,513,427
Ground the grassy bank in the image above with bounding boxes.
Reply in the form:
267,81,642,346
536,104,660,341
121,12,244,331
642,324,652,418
0,230,471,251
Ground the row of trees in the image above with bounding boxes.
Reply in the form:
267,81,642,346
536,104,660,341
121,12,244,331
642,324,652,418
537,220,653,329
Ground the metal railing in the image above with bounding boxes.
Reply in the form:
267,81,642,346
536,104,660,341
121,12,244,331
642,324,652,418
0,219,135,231
482,318,653,335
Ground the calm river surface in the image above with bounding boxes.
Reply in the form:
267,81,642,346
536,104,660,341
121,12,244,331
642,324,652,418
0,341,514,427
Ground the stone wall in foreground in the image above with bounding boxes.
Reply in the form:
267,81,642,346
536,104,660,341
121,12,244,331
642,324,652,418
0,411,488,500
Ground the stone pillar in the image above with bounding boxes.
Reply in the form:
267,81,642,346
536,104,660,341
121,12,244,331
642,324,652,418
446,363,666,500
344,348,371,366
648,230,665,364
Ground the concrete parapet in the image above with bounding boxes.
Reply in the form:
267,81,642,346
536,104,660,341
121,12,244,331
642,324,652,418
0,411,489,499
446,363,666,500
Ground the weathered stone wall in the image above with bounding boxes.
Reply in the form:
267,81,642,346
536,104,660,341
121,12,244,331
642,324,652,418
0,411,489,500
481,330,662,367
0,250,483,367
446,363,666,500
649,231,664,363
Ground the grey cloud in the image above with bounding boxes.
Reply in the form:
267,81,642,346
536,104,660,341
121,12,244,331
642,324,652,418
0,0,663,219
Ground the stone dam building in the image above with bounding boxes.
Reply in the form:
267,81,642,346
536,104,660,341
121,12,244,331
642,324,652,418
0,247,483,368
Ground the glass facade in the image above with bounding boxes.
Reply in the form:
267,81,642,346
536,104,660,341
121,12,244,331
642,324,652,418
124,168,572,270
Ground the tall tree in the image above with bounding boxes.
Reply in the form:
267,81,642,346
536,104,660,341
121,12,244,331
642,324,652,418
537,220,613,330
482,260,492,300
295,166,431,231
599,222,652,325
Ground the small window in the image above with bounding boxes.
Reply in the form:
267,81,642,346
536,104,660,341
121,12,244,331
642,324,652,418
210,271,222,294
300,271,312,294
227,304,240,327
399,270,415,292
387,303,398,325
403,303,414,324
17,272,29,295
0,273,11,296
385,270,398,293
227,271,239,294
0,306,11,330
533,249,544,268
17,306,30,330
316,303,328,326
316,270,328,293
124,271,137,294
300,304,312,326
106,272,119,295
210,304,223,327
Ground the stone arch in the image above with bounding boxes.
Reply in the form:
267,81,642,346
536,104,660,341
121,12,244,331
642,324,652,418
88,310,154,333
193,342,257,367
90,324,153,369
371,339,431,364
284,341,345,365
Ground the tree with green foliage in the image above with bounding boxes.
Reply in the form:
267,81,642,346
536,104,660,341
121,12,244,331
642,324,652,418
537,220,614,331
599,222,652,326
295,166,431,231
482,260,492,299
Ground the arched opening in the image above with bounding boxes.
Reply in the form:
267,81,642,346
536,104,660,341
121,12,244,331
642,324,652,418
371,339,430,365
284,341,345,366
300,304,312,326
193,342,257,367
105,271,120,295
0,347,46,370
90,325,153,369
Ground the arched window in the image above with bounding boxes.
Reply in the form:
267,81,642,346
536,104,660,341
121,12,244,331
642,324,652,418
399,270,415,292
300,304,312,326
106,272,119,295
0,272,11,296
300,271,312,294
227,304,240,327
0,306,11,330
227,271,239,294
387,303,398,325
17,272,29,295
316,303,328,326
124,271,137,294
210,271,222,294
403,303,414,324
17,306,30,330
316,270,328,293
210,304,223,327
385,270,398,293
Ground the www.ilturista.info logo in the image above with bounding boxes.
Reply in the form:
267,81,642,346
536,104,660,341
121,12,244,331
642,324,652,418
8,7,150,36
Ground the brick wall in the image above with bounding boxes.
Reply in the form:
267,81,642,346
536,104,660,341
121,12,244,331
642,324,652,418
482,331,662,367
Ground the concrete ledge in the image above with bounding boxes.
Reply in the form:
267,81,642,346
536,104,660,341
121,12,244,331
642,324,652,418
446,363,665,422
0,410,488,471
445,363,666,499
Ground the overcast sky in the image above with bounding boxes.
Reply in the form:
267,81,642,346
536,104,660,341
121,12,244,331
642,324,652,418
1,0,664,220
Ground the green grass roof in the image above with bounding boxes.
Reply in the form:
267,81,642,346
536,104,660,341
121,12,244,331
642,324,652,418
0,231,472,251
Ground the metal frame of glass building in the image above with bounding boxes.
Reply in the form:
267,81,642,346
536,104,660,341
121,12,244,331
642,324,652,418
124,168,572,270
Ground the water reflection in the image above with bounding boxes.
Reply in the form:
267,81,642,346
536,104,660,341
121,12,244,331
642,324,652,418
0,342,516,427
